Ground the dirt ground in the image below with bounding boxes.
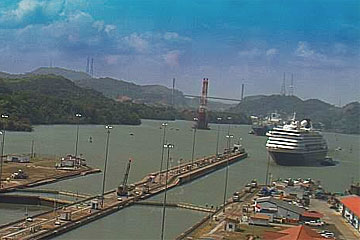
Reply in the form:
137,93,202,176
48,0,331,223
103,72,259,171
0,156,94,190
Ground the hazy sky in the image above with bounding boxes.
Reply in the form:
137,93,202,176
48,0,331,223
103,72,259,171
0,0,359,105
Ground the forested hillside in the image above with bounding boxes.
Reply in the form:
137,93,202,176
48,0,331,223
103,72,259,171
0,75,177,131
230,95,360,134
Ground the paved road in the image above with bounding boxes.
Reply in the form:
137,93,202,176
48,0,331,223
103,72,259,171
310,199,360,240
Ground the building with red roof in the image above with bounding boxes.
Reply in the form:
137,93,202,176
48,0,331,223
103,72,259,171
340,195,360,233
263,225,328,240
300,210,324,222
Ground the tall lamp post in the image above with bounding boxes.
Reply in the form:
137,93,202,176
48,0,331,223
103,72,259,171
159,122,168,183
265,152,271,186
101,125,112,207
74,113,82,157
0,114,9,189
0,131,3,189
223,134,233,212
227,116,232,135
215,117,222,156
160,143,174,240
191,118,198,167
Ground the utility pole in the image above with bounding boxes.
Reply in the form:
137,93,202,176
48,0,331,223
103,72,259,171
191,118,198,166
101,125,112,207
223,134,233,212
75,113,82,157
215,117,222,156
159,122,168,184
265,152,271,186
0,114,9,189
30,139,34,158
160,143,174,240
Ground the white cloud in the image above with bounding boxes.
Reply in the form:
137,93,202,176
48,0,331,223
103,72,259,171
266,48,278,56
163,32,191,41
163,50,181,67
104,24,116,34
292,41,346,68
294,41,316,58
123,33,149,53
92,20,116,34
0,0,65,27
0,1,191,73
92,20,104,32
238,48,279,58
238,48,262,58
164,32,179,40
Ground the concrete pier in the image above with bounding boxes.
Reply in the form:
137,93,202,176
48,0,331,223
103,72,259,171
0,167,101,194
0,194,73,207
135,201,216,213
0,151,247,240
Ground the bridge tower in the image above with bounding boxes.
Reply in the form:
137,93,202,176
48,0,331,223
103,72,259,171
196,78,210,130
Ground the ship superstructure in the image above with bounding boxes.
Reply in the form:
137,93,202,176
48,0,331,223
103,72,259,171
251,112,283,136
266,117,327,166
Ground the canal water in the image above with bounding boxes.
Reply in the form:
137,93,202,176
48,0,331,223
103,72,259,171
0,120,359,239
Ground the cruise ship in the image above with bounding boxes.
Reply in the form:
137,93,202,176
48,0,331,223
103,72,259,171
266,117,328,166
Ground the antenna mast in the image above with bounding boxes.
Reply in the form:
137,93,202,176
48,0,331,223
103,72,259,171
90,58,94,77
172,78,175,107
241,83,245,101
281,72,286,96
86,57,90,73
289,73,294,96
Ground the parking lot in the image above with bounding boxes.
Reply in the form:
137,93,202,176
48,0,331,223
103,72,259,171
310,199,360,240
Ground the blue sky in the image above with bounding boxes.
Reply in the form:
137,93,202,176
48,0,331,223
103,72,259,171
0,0,359,105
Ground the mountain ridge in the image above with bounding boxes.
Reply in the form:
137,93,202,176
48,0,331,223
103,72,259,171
27,67,233,110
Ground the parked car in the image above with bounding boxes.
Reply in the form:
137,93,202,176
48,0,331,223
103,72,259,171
305,220,324,226
321,232,335,239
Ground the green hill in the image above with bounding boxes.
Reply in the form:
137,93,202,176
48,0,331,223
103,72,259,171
31,67,92,81
0,74,177,131
29,67,232,110
230,95,360,134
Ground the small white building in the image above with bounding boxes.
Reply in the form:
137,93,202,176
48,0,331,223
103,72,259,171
249,213,270,226
91,199,100,210
59,210,72,221
225,215,240,232
58,154,86,169
6,154,30,163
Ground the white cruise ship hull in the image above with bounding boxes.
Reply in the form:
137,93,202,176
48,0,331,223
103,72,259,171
268,149,327,166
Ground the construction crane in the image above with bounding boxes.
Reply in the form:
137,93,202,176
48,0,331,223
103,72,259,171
117,158,132,197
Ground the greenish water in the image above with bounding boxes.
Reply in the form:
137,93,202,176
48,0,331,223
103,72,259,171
0,120,359,239
0,204,49,225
